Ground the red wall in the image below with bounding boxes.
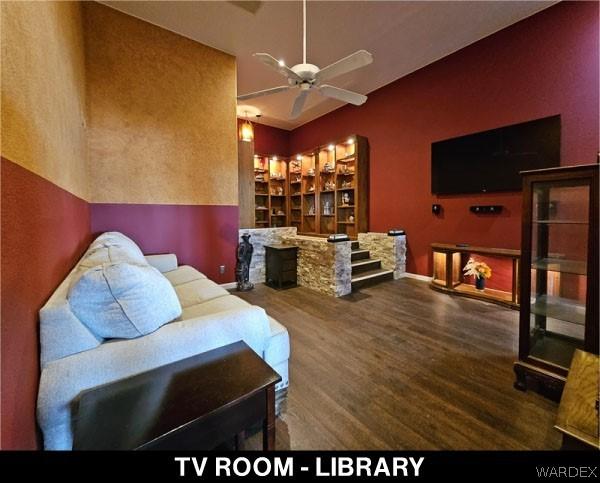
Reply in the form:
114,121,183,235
288,1,599,276
90,204,239,283
1,158,92,449
238,118,291,157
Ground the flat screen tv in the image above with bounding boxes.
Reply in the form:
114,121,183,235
431,115,560,194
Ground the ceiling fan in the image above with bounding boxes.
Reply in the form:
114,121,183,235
237,0,373,119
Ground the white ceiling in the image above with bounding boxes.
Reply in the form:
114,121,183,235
101,1,556,130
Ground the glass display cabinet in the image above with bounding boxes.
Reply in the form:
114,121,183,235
514,164,598,400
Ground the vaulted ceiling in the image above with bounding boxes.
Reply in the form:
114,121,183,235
101,1,556,130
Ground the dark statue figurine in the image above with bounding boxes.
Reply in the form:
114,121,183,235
236,233,254,291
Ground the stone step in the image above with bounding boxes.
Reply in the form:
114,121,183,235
351,241,360,250
351,249,370,261
351,258,382,274
351,268,394,290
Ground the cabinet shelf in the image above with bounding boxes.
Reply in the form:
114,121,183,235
533,219,588,225
530,294,586,326
531,257,587,275
455,283,513,304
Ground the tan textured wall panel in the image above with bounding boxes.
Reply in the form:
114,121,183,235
1,1,89,200
84,3,238,205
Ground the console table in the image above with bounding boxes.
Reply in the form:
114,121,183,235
430,243,521,309
72,341,281,450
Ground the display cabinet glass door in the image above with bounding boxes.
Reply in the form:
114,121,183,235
528,179,589,369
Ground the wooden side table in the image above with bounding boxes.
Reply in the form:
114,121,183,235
72,341,281,450
555,349,599,450
265,244,298,290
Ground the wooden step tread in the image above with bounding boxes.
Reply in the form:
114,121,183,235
351,258,381,267
351,268,394,283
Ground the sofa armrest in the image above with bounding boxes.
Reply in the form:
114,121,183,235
144,254,178,273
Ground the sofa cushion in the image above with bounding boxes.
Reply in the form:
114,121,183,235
79,244,146,269
174,279,229,308
179,294,250,320
90,232,145,259
68,262,182,339
163,265,207,286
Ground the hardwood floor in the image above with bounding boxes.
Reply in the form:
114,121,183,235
237,278,562,450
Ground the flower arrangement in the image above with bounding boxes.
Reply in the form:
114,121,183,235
463,258,492,279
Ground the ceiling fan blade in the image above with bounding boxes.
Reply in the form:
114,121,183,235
290,90,309,119
237,85,292,101
254,53,303,83
319,85,367,106
228,1,263,14
316,50,373,83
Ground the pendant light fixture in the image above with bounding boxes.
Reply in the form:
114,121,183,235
239,110,254,142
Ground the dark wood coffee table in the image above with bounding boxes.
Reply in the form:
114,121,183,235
72,341,281,450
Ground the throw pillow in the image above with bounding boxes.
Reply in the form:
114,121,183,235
68,262,182,339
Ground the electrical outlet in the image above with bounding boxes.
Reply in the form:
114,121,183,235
219,265,225,274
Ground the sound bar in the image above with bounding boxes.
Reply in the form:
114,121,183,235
470,205,503,214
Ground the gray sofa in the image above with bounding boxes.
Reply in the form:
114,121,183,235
37,232,290,450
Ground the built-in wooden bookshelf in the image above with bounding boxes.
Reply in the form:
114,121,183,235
254,154,289,227
252,135,368,235
291,135,368,236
